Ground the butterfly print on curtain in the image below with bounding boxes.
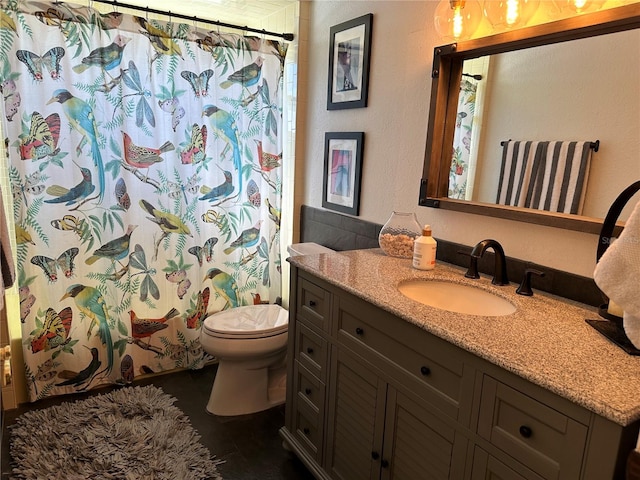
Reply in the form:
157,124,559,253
2,0,287,401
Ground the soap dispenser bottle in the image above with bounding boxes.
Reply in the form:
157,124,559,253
412,225,437,270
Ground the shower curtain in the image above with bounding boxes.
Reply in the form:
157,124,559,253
0,0,286,401
448,78,477,200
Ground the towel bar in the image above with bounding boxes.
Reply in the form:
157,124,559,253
500,139,599,152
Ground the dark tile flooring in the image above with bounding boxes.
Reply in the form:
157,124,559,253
1,363,315,480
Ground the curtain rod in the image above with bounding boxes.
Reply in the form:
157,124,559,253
89,0,294,41
462,72,483,81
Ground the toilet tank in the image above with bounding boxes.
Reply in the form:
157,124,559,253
287,242,335,257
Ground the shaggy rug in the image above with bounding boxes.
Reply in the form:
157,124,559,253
9,385,223,480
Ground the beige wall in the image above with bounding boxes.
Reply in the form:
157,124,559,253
299,0,639,278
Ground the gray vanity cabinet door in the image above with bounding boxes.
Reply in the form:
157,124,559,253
325,346,387,480
325,344,469,480
381,389,468,480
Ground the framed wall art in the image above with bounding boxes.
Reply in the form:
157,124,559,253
327,13,373,110
322,132,364,216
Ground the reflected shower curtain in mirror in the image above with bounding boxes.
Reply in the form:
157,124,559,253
448,78,478,200
0,0,286,401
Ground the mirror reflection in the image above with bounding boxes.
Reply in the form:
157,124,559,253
447,27,639,221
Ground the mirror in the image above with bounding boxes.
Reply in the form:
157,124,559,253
421,4,640,234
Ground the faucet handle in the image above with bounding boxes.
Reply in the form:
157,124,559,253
465,259,480,279
458,250,480,279
455,250,480,279
516,269,545,296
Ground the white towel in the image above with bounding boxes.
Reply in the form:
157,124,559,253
594,199,640,347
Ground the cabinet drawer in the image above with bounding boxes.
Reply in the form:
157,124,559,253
297,277,331,332
296,323,328,382
471,448,543,480
292,390,323,463
294,360,325,414
337,301,464,419
478,376,587,480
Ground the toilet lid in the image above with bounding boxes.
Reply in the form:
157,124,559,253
203,304,288,339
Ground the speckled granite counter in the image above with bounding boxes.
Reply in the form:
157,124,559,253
288,248,640,427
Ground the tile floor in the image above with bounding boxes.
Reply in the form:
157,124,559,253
1,363,314,480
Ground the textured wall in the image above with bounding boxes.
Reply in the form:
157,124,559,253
300,1,638,277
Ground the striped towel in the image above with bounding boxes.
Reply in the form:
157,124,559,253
496,140,594,215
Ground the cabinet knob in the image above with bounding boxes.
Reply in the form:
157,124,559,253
420,366,431,376
306,347,314,355
355,327,364,335
371,451,380,460
519,425,532,438
305,388,312,395
303,427,310,435
308,300,316,307
381,459,389,469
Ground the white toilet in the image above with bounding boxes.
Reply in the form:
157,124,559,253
201,304,289,416
200,242,334,416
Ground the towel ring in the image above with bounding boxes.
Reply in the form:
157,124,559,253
596,180,640,322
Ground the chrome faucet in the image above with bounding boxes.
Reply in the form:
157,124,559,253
465,239,509,286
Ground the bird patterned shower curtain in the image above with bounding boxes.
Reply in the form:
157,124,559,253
0,0,286,401
448,78,478,200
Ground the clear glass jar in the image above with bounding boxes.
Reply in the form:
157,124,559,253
378,212,422,258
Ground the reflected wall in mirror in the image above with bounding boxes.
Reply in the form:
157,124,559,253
455,29,638,219
422,4,640,234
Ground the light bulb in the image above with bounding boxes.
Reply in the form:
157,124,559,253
453,5,464,38
506,0,520,24
483,0,540,30
434,0,483,41
557,0,606,13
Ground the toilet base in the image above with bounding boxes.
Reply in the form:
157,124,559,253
206,362,287,416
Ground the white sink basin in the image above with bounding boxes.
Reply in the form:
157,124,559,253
398,280,516,317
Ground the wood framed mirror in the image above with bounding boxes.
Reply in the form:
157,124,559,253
420,4,640,234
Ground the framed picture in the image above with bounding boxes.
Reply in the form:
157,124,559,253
327,14,373,110
322,132,364,216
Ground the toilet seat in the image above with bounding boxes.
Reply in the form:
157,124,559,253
203,305,288,339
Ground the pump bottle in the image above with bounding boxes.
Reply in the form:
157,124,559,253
412,225,437,270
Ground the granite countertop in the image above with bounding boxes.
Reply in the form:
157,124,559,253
288,248,640,426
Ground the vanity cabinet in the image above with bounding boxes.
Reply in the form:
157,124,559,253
324,290,472,479
325,346,468,480
281,268,637,480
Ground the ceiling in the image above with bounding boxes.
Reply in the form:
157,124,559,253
103,0,297,31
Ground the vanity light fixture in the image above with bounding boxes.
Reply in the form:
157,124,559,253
434,0,483,41
483,0,540,29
